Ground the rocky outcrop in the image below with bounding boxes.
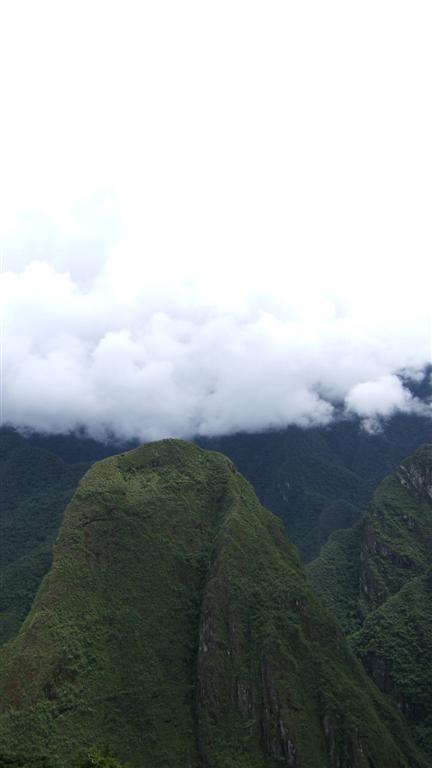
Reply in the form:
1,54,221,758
396,448,432,500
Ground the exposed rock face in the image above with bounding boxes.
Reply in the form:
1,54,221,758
322,714,362,768
396,451,432,500
361,649,426,723
0,441,426,767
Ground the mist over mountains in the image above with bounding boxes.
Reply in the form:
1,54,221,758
2,3,432,766
4,251,431,441
2,372,432,766
3,0,431,443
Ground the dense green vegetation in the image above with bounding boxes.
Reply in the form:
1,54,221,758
308,445,432,757
9,413,424,649
307,527,362,634
353,570,432,756
0,430,89,644
199,412,432,560
2,410,432,764
0,440,426,767
0,747,128,768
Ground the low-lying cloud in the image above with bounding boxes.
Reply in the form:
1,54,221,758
1,3,432,440
3,252,431,441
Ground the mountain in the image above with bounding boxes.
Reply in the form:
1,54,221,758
3,409,432,575
0,429,90,644
199,411,432,561
2,408,432,649
308,445,432,756
0,440,426,767
353,568,432,758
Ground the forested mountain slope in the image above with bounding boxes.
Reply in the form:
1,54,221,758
4,409,432,575
0,430,89,644
199,412,432,560
0,441,426,768
308,445,432,756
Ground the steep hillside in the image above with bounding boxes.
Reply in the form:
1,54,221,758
0,430,89,644
353,569,432,757
308,445,432,756
0,441,426,768
306,527,362,634
6,409,432,568
199,412,432,560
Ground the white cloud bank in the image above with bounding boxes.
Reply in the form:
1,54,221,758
345,374,428,433
1,1,431,440
2,256,430,440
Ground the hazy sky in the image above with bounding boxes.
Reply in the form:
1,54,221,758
1,1,431,440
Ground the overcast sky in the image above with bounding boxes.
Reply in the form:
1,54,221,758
1,1,431,440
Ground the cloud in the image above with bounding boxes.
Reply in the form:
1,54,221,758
1,2,431,439
2,254,430,441
344,374,428,432
345,375,415,418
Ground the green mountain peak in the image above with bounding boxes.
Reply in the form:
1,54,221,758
0,440,426,767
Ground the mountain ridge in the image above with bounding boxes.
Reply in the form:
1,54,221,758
308,444,432,756
0,439,427,767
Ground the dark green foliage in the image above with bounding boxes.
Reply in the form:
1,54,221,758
0,758,54,768
5,408,432,573
308,445,432,757
74,747,129,768
352,571,432,756
199,412,432,560
0,441,425,767
0,747,127,768
24,430,137,465
309,446,432,625
307,526,362,634
0,430,90,644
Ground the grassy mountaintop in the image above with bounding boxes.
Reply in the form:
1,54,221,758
308,445,432,756
0,440,426,767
